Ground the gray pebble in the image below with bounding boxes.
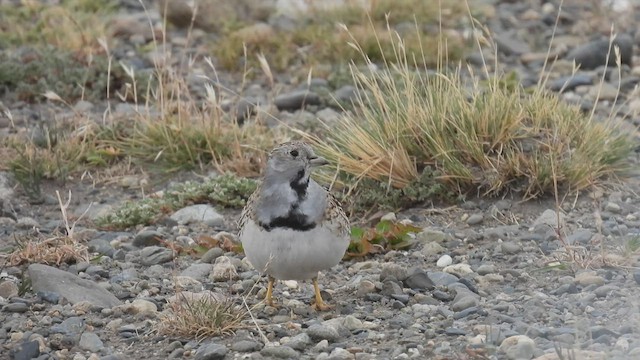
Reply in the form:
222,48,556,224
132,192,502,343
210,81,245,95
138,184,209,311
274,90,322,111
194,342,228,360
79,332,104,352
466,213,484,225
140,246,174,265
566,229,593,245
477,264,496,275
260,345,299,358
427,272,459,286
133,230,163,247
3,302,28,313
201,247,225,264
231,340,263,352
307,324,340,342
404,269,435,290
283,333,311,351
451,295,478,312
11,340,40,360
566,35,633,70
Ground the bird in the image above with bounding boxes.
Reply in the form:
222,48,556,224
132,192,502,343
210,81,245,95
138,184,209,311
237,141,350,311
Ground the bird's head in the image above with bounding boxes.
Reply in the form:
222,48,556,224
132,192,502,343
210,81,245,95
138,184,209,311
264,141,328,186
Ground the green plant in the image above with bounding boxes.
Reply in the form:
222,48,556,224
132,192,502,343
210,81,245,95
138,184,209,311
96,174,257,229
346,219,421,259
344,167,450,212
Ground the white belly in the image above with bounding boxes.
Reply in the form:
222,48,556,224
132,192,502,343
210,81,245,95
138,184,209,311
240,219,350,280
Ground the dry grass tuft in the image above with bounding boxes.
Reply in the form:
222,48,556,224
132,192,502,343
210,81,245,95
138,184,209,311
5,232,90,266
304,27,634,202
157,291,247,341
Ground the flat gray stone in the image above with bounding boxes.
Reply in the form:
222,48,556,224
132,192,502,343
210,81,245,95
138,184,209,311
180,263,213,281
140,246,174,265
195,342,228,360
307,323,340,342
29,264,121,308
261,345,299,359
274,90,321,111
170,204,224,227
79,332,104,352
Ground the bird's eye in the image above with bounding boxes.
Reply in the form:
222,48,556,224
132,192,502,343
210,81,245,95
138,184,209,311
290,150,299,157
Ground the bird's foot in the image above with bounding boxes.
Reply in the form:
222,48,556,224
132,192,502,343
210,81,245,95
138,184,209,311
312,301,333,311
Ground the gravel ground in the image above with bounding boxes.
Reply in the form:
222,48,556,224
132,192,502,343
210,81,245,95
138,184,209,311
2,0,640,359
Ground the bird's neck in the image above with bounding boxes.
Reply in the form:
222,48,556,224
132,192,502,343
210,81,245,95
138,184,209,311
257,170,316,230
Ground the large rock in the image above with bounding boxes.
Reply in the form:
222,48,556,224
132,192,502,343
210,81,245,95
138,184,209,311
566,34,633,70
28,264,121,308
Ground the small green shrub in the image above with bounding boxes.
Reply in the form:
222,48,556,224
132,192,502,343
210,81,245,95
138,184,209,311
96,174,258,229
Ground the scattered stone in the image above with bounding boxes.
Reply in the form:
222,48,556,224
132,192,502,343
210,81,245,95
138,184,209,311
604,202,622,214
132,230,163,247
443,264,473,277
0,280,19,299
283,333,311,351
260,345,299,358
428,272,460,286
231,340,263,352
79,332,104,352
436,254,453,267
566,34,633,70
466,213,484,225
404,269,435,290
575,272,605,286
532,209,565,228
499,335,536,360
140,246,174,265
451,295,478,312
421,242,445,256
549,73,593,92
3,302,28,312
333,85,358,105
194,342,228,360
274,90,322,111
210,256,238,281
380,263,409,282
499,241,521,254
476,264,496,275
417,229,451,243
170,204,225,227
180,263,214,281
566,229,593,245
201,247,225,264
495,32,531,55
11,340,40,360
307,324,340,342
28,264,121,308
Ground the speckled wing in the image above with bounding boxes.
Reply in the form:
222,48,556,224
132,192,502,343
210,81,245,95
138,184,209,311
237,184,261,238
322,190,350,238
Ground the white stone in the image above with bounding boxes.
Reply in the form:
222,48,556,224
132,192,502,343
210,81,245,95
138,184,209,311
443,263,473,277
499,335,535,360
436,255,453,268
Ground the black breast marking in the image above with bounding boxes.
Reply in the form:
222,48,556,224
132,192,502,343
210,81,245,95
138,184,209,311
260,211,316,231
260,172,316,231
290,169,309,200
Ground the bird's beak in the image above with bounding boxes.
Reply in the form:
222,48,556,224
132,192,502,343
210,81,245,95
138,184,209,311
309,156,329,167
